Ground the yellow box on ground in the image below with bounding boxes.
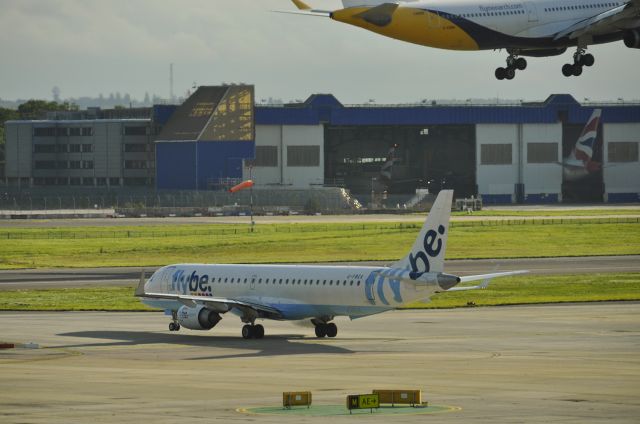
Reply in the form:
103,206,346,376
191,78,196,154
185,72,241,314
347,394,380,411
283,391,312,409
373,389,422,406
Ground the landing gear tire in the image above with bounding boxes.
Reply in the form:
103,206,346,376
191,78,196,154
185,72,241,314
505,68,516,80
582,53,594,67
572,65,583,76
495,67,506,80
315,325,327,338
169,322,180,332
242,324,254,339
515,57,527,70
254,324,265,339
325,323,338,338
562,63,574,77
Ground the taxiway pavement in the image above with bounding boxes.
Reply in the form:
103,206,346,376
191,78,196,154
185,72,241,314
1,303,639,423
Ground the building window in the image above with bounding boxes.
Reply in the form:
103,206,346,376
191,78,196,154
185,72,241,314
81,127,93,136
109,177,121,186
124,143,147,153
34,144,56,153
69,160,81,169
124,126,147,136
69,128,81,137
57,144,68,153
96,178,107,186
527,142,558,163
124,160,147,169
57,161,68,169
82,160,94,169
70,177,81,186
33,127,57,137
480,144,512,165
82,177,94,186
287,145,320,167
248,146,278,167
608,142,639,163
34,160,56,169
69,144,81,153
57,177,68,186
124,177,147,186
57,127,68,137
81,144,93,153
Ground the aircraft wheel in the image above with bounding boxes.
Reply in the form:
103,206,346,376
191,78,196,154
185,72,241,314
169,322,179,331
582,53,594,67
515,57,527,70
505,68,516,80
495,67,506,80
242,324,254,339
315,325,327,338
573,64,583,76
562,64,574,77
326,323,338,338
254,324,265,339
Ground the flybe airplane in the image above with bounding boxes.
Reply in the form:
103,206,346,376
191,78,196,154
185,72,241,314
281,0,640,80
136,190,526,339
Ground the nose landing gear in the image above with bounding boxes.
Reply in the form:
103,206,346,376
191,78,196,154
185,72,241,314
495,51,527,80
562,48,594,77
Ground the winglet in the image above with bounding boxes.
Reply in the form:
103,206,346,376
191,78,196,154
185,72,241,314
292,0,311,10
135,270,146,297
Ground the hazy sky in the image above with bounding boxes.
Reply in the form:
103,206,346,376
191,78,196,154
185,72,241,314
1,0,639,104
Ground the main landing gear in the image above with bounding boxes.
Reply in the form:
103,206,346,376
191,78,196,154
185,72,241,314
242,324,265,339
169,311,180,331
495,51,527,80
312,318,338,338
562,48,594,77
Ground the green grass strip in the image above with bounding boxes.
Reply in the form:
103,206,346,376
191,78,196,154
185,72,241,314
0,222,638,269
0,273,638,311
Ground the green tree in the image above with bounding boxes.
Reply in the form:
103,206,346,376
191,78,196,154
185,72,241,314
17,100,78,120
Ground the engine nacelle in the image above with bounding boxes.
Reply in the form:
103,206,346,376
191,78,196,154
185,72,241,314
624,30,640,48
177,305,222,330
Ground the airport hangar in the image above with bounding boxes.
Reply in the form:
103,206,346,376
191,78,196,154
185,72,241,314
4,86,640,204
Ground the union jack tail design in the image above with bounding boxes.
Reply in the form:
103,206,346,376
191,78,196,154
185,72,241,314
574,109,602,163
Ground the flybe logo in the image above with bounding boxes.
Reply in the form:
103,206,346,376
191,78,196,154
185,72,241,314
171,269,212,294
408,225,445,280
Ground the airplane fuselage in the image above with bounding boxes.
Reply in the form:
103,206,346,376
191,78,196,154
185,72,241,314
143,264,437,320
332,0,630,51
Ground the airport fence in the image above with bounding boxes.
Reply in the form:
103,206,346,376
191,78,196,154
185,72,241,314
1,217,638,240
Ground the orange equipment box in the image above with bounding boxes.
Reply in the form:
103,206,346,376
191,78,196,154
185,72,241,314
373,390,421,407
283,391,312,409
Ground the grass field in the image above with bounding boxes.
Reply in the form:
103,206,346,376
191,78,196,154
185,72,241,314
0,273,637,311
0,220,638,269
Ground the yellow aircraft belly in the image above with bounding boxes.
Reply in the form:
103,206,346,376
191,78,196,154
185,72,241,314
332,7,479,51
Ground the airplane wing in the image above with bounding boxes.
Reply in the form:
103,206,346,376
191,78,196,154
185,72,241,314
273,0,333,17
134,276,283,319
554,0,640,41
442,270,529,292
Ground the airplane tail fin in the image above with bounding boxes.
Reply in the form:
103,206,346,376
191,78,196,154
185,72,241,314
392,190,453,277
574,108,602,161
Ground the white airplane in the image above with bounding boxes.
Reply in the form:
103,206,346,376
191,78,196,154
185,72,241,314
281,0,640,80
563,108,602,181
136,190,526,339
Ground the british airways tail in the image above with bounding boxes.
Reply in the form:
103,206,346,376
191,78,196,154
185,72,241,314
574,109,602,162
393,190,453,276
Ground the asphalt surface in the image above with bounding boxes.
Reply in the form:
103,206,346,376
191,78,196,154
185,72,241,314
1,304,638,423
0,255,638,290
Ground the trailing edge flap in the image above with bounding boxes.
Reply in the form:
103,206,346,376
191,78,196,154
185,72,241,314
354,3,399,26
138,291,283,318
554,3,633,40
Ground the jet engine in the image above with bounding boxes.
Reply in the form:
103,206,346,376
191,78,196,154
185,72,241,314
177,305,222,330
624,29,640,48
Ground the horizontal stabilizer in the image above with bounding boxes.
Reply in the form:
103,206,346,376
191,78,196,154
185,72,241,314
459,270,529,283
274,0,332,17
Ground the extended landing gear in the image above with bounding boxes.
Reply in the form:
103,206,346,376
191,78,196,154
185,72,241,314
314,322,338,338
495,52,527,80
562,48,594,77
242,324,265,339
169,310,180,331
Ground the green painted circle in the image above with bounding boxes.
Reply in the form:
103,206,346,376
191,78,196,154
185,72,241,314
238,404,460,417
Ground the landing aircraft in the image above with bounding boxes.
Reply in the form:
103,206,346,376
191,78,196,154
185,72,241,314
281,0,640,80
136,190,526,339
563,108,602,181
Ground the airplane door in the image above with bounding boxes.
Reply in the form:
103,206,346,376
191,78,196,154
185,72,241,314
364,273,376,305
250,274,257,290
523,2,539,22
